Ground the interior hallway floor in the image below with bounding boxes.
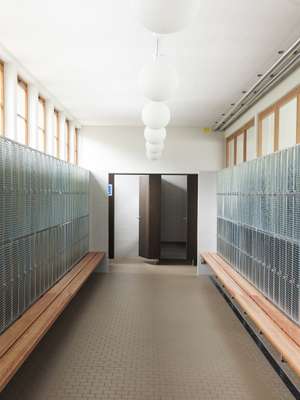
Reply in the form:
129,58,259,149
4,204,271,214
1,259,293,400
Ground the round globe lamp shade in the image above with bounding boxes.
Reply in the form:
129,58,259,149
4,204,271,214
146,141,164,153
139,58,178,101
142,102,170,129
144,127,166,144
132,0,200,34
146,150,162,160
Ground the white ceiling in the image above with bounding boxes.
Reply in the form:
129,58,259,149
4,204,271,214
0,0,299,127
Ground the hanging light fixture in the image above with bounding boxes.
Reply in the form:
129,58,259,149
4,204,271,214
132,0,200,34
146,150,162,160
139,56,178,102
146,141,164,153
142,101,170,129
135,2,199,161
144,127,167,144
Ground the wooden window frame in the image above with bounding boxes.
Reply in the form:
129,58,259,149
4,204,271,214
226,118,254,167
38,96,46,152
258,85,300,156
0,61,4,136
17,77,28,145
74,128,78,164
54,109,60,158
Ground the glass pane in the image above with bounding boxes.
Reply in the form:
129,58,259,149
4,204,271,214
65,121,69,161
0,66,3,106
17,117,27,144
60,122,66,160
17,83,27,118
53,114,59,157
279,97,297,150
236,134,244,164
53,138,58,157
261,112,274,156
38,128,45,152
228,139,234,167
0,106,3,136
246,126,256,161
38,99,45,129
29,126,37,149
69,129,75,163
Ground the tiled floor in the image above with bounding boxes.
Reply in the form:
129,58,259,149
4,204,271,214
1,259,293,400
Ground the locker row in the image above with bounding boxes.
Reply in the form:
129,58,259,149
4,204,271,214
218,144,300,195
0,215,89,334
0,136,89,193
0,193,88,244
217,217,300,324
217,194,300,241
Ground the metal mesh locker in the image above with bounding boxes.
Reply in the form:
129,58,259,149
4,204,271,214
217,143,300,325
0,136,89,334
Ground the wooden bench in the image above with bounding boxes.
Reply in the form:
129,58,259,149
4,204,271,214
0,251,105,392
201,252,300,378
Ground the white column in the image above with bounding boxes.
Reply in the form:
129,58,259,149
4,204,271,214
58,111,66,160
45,99,54,155
28,84,38,149
4,63,17,140
69,121,75,163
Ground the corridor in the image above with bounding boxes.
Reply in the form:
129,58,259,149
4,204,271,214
2,260,292,400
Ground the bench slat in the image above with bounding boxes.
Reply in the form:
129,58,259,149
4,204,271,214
209,253,300,348
0,252,97,358
202,252,300,378
0,251,105,392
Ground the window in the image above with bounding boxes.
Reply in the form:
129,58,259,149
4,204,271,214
54,109,59,158
17,78,28,145
236,133,244,165
246,125,256,161
69,125,75,164
75,128,78,164
226,138,235,167
258,86,300,156
226,119,254,167
0,62,4,136
65,119,70,162
37,97,46,152
259,107,275,156
69,127,79,164
59,116,66,160
278,97,297,150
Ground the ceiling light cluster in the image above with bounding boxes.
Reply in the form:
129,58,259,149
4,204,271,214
133,0,200,160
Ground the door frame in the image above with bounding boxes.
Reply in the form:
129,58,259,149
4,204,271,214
108,173,198,264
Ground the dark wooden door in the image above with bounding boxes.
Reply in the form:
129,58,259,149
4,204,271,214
139,175,161,259
187,174,198,265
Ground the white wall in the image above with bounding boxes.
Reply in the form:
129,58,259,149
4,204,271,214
115,175,139,258
79,126,224,272
161,175,187,243
197,172,217,274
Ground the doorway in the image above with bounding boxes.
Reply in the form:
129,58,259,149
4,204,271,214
160,175,187,261
109,173,198,265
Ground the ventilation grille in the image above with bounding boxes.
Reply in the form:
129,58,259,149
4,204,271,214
0,137,89,334
214,38,300,131
217,145,300,324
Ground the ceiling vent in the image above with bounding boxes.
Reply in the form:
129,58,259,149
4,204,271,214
214,38,300,132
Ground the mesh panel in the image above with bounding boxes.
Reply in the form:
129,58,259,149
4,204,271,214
217,144,300,325
0,136,89,334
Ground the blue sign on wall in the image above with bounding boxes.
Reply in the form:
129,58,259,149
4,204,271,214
107,183,113,197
